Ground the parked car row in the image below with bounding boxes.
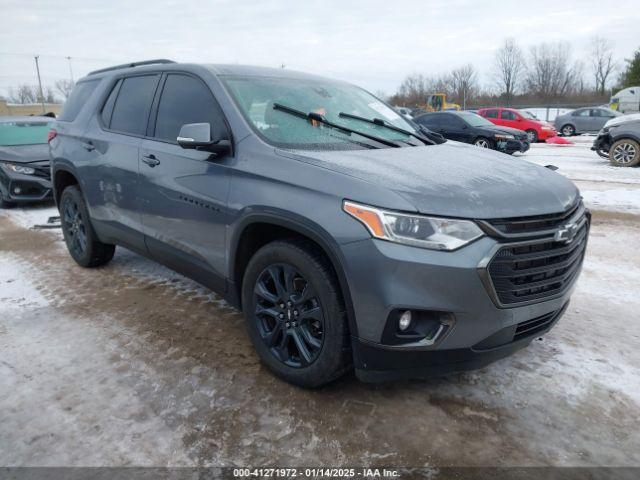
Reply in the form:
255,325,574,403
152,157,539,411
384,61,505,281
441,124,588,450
413,111,530,154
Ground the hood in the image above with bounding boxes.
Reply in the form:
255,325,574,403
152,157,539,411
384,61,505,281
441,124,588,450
605,113,640,129
0,144,49,164
285,142,579,219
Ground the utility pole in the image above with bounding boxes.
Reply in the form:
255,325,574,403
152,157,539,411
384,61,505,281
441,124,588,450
66,56,74,82
34,55,46,114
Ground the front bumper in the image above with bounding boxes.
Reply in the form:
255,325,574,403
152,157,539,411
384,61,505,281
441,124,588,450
497,138,529,154
538,128,557,140
0,166,53,203
591,132,612,155
341,229,584,382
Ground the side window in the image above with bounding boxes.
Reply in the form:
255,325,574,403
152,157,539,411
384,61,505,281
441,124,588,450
110,75,159,136
58,80,99,122
100,79,121,127
484,109,499,119
573,109,590,117
501,110,517,120
153,74,227,142
416,115,438,126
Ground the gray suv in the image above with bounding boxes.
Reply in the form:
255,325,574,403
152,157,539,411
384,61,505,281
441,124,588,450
50,60,589,387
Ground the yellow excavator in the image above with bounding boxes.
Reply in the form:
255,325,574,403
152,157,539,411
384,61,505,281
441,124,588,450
423,94,460,112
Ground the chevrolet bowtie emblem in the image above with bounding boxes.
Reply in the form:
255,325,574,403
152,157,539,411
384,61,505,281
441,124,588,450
554,222,579,243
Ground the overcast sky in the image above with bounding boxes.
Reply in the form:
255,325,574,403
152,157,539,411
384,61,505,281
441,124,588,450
1,0,638,100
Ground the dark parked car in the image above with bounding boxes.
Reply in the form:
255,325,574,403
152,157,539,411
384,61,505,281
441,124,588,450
0,116,54,208
592,119,640,167
555,107,620,136
50,60,588,387
414,111,530,154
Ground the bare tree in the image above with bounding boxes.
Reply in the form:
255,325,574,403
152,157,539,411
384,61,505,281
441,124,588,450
449,64,478,108
55,79,75,100
7,84,38,104
43,86,56,104
525,43,580,100
396,73,428,106
493,38,525,103
589,36,616,95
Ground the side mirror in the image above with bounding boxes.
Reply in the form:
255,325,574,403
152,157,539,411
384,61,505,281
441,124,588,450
177,123,230,155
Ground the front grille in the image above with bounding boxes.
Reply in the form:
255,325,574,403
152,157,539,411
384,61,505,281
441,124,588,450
487,201,582,236
514,308,561,341
486,213,588,306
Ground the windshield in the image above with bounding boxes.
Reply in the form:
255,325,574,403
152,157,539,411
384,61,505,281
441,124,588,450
0,121,52,146
457,112,494,127
520,110,538,119
222,75,420,150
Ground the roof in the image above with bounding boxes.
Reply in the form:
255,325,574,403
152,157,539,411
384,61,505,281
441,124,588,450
83,59,343,84
0,115,55,123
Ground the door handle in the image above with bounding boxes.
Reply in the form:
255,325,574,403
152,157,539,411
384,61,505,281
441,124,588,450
82,141,95,152
142,154,160,167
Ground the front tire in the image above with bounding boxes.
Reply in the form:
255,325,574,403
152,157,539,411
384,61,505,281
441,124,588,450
526,129,539,143
609,139,640,167
561,124,575,137
241,239,351,388
473,137,492,149
60,185,115,267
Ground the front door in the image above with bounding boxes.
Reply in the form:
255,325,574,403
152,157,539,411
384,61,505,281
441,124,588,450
138,73,232,291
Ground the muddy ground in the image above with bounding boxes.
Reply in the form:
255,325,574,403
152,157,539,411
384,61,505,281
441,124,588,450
1,206,639,468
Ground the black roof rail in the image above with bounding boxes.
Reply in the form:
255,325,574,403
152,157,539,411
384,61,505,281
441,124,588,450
88,59,176,76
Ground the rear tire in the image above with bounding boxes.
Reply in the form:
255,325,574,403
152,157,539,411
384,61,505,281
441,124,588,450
0,191,16,209
59,185,115,267
561,124,575,137
609,139,640,167
241,239,351,388
526,129,539,143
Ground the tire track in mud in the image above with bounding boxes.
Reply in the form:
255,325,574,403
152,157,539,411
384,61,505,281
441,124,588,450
2,214,636,467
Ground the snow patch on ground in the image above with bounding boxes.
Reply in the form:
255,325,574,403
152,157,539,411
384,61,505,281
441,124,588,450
0,251,49,308
580,188,640,214
0,204,59,230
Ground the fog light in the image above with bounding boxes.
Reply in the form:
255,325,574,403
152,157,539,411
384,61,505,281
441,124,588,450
398,310,412,331
13,187,21,194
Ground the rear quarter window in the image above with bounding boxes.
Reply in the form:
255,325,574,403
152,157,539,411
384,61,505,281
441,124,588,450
58,80,99,122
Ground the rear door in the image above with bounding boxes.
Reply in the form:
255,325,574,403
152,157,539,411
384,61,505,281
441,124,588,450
81,74,160,250
571,108,591,132
138,73,232,289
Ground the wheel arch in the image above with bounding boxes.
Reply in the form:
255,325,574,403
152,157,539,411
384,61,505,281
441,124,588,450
228,211,359,337
52,165,80,206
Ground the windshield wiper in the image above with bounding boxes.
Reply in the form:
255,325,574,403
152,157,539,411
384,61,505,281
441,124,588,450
272,103,401,148
338,112,435,146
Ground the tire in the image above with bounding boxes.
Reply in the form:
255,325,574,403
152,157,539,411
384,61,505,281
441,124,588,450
609,139,640,167
241,239,351,388
0,191,16,209
473,137,492,149
525,129,539,143
560,124,575,137
59,185,115,267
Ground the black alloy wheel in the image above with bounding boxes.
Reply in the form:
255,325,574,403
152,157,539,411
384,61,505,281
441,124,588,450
62,195,88,257
253,263,325,367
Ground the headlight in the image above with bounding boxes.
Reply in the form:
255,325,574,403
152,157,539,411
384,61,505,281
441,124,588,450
343,201,484,251
494,134,515,140
541,126,553,130
3,163,36,175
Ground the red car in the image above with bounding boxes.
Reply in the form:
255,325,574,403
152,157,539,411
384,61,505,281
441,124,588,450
477,107,557,143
